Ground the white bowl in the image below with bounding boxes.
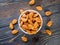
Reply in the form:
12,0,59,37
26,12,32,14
18,10,43,34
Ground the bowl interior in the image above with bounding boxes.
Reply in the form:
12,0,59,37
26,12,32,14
18,10,43,34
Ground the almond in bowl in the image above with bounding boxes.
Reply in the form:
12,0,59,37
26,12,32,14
18,10,43,35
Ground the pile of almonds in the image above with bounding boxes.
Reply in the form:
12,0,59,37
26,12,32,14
20,11,42,35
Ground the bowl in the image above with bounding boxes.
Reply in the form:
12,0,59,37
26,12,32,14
18,10,43,35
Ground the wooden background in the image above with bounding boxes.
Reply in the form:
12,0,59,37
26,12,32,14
0,0,60,45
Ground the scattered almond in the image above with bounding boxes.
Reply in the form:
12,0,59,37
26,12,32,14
9,23,14,30
12,30,19,35
29,0,35,5
45,11,52,16
47,20,53,27
21,36,28,42
36,6,43,11
45,30,52,36
11,19,17,25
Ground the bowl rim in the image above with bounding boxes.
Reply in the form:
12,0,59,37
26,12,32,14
18,10,43,34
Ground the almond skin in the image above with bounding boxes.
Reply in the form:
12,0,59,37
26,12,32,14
12,30,19,35
45,30,52,36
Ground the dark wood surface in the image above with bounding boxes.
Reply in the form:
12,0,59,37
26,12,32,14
0,0,60,45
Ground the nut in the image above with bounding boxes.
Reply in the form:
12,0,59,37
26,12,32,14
20,21,23,26
21,36,28,42
28,24,34,29
11,19,17,25
9,23,14,30
45,30,52,36
29,0,35,5
45,11,52,16
31,30,37,34
33,14,38,17
35,17,41,23
22,14,27,18
36,6,43,11
47,20,52,27
34,22,39,28
22,24,28,30
28,19,33,24
21,17,27,22
19,9,24,14
12,30,19,35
